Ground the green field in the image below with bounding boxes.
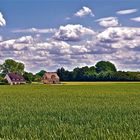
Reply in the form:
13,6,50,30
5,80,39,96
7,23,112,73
0,82,140,139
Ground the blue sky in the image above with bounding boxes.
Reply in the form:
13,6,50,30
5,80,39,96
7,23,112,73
0,0,140,72
1,0,140,28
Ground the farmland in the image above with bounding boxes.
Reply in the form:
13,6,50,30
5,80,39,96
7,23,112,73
0,82,140,139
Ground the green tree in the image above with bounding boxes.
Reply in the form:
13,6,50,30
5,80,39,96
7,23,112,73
95,61,117,73
84,66,96,76
36,70,46,77
1,59,25,75
23,72,34,83
34,75,42,82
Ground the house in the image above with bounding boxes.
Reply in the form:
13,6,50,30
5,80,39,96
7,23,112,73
5,73,26,85
42,72,60,84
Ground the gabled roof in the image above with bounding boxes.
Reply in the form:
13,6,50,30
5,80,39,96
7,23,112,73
7,73,25,82
43,72,59,79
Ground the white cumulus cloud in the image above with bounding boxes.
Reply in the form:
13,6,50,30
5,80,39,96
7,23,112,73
97,27,140,48
15,36,34,44
1,26,140,71
0,12,6,26
74,6,94,17
54,24,95,41
96,17,119,28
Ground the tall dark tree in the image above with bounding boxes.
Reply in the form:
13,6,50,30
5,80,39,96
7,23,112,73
36,70,46,77
95,61,117,73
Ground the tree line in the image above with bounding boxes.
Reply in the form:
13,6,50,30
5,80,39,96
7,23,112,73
0,59,140,84
57,61,140,81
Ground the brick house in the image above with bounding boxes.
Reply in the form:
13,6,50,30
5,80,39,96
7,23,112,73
42,72,60,84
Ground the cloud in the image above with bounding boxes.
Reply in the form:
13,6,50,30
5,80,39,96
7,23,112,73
0,36,35,51
130,17,140,22
74,6,94,17
0,12,6,26
0,36,3,41
12,28,56,34
37,40,70,55
1,26,140,72
97,27,140,47
88,27,140,70
65,17,71,20
96,17,119,27
15,36,34,44
116,9,138,15
53,24,95,41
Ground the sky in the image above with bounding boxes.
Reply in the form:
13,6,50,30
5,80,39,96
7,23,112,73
0,0,140,72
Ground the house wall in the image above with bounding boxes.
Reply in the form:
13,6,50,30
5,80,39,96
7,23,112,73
42,79,51,84
52,78,59,84
42,73,60,84
6,75,13,85
42,78,59,84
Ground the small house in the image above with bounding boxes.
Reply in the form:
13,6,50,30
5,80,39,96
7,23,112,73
42,72,60,84
5,73,26,85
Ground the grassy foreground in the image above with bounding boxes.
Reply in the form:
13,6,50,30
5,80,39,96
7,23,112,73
0,82,140,139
